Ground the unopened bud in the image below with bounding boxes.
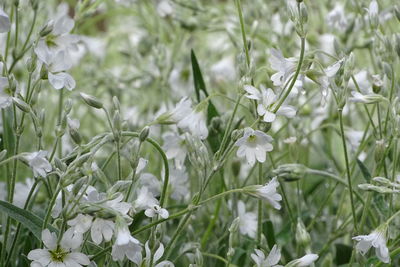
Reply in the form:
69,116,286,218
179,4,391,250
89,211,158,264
54,157,67,172
26,56,37,73
12,97,30,113
296,218,311,247
72,176,88,195
273,164,307,182
300,3,308,24
374,139,386,164
231,129,243,142
113,96,120,111
80,93,103,109
39,22,53,37
139,126,150,142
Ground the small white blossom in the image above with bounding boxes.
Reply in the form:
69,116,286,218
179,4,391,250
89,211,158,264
27,229,90,267
234,127,273,165
177,106,208,140
286,254,319,266
25,150,52,177
236,200,257,238
162,132,188,169
90,218,115,245
352,225,390,263
327,4,347,29
157,0,174,18
145,204,169,219
269,49,297,87
244,85,296,122
67,214,93,234
250,245,282,267
247,177,282,210
144,241,175,267
112,222,142,264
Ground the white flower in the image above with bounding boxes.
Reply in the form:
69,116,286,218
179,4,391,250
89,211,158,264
286,254,319,266
139,173,161,197
234,127,273,165
269,49,297,87
244,85,296,122
144,241,175,267
25,150,52,177
170,97,192,122
157,0,174,18
162,132,188,169
247,177,282,210
35,47,76,90
112,223,142,264
27,229,90,267
0,8,10,33
0,77,12,109
236,200,257,238
134,187,159,211
90,218,115,245
327,4,347,29
144,204,169,219
169,167,189,201
67,214,93,234
352,225,390,263
250,245,282,267
177,106,208,140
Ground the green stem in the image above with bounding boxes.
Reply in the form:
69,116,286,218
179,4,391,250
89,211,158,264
257,163,262,246
235,0,250,67
338,109,358,232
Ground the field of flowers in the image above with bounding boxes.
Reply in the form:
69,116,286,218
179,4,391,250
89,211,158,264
0,0,400,266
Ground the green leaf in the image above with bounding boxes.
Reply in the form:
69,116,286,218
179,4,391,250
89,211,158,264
356,159,371,182
190,49,221,152
191,49,207,102
0,200,57,240
263,220,276,250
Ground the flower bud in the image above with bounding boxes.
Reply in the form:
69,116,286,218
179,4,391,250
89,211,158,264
273,164,307,182
12,97,30,113
374,139,386,164
80,93,103,109
26,56,37,73
295,218,311,248
358,184,400,194
300,3,308,25
72,176,88,195
54,157,67,172
139,126,150,142
229,217,240,233
39,22,53,37
64,99,72,114
231,129,243,142
113,96,120,112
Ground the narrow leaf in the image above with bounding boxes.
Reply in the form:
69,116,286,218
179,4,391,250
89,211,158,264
356,159,372,182
0,200,57,240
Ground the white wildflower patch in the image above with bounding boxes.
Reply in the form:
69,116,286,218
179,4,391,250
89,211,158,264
2,0,399,266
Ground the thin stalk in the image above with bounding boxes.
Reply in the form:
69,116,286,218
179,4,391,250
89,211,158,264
235,0,250,67
257,163,262,246
338,109,358,232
